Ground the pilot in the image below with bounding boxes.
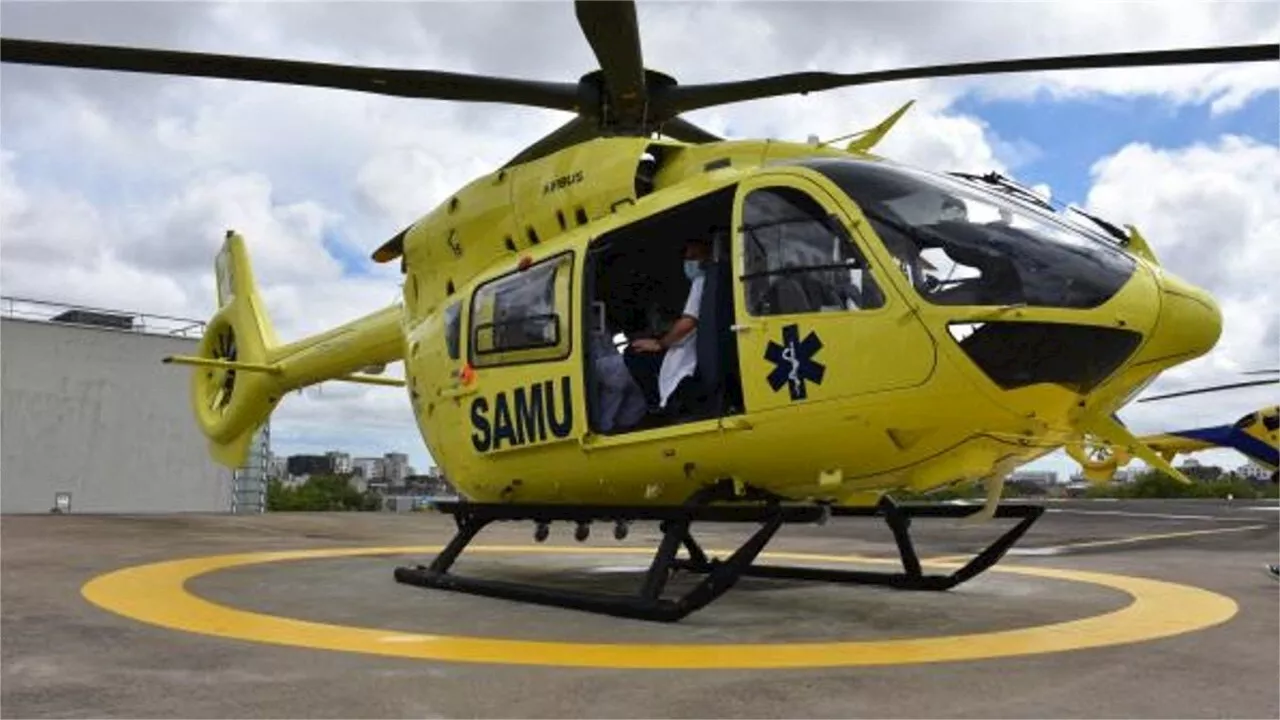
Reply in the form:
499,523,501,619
626,237,711,415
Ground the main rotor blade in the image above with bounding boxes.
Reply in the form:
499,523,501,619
502,116,602,168
663,43,1279,115
1138,378,1279,403
0,37,581,111
660,117,723,144
574,0,647,118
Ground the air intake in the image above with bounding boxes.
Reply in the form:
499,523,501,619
950,321,1141,394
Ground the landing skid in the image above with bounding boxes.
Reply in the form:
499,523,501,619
393,493,1044,623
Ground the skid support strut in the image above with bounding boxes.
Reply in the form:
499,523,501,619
393,496,1044,622
674,498,1043,591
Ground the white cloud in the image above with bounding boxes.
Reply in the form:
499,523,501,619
1085,134,1279,386
1,1,1275,475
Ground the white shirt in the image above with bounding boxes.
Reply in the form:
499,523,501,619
658,274,703,408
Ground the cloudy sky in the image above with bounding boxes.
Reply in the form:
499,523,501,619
2,1,1276,479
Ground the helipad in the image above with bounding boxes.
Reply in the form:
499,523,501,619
81,544,1237,669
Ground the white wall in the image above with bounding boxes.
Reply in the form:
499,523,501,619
1,318,233,513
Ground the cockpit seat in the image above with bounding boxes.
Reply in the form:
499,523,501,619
691,237,741,418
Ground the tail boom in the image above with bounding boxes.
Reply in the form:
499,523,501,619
266,304,404,390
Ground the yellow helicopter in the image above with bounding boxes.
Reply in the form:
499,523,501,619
5,2,1276,621
1068,373,1279,484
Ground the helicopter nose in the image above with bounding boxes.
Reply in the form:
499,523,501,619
1138,271,1222,365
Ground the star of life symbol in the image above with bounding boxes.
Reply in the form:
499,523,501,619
765,323,826,401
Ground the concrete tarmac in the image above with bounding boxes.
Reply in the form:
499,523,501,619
3,498,1278,718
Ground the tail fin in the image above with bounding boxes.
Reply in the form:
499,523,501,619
183,231,286,467
167,230,407,468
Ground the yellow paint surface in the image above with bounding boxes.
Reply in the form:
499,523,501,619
81,545,1238,670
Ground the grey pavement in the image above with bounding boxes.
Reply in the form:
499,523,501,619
2,499,1277,718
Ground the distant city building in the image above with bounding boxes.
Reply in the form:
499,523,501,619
273,448,429,487
325,451,352,475
1237,463,1272,481
353,457,384,479
384,452,411,483
286,454,334,477
404,471,458,498
266,452,288,480
1007,470,1058,486
1178,461,1224,482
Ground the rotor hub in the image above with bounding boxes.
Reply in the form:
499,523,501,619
576,68,678,133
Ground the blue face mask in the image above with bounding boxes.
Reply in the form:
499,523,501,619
683,260,703,281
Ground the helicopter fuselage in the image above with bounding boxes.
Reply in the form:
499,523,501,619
372,136,1222,506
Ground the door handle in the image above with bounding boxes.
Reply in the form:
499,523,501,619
730,324,754,333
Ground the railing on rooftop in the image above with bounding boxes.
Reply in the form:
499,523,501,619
1,295,206,339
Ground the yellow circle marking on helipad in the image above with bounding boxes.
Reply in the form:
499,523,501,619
80,545,1237,670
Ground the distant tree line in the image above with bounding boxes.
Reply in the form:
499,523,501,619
1083,469,1278,500
266,474,380,512
266,468,1276,511
894,469,1278,502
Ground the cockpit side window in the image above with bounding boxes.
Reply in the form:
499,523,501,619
741,186,885,317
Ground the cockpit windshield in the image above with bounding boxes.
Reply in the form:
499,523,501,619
800,158,1137,309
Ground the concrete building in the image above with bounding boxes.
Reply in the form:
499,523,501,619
353,457,383,480
383,452,410,483
1,297,239,513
